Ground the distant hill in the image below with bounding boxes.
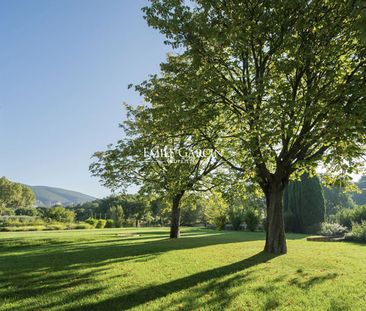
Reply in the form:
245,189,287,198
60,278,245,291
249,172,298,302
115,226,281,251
29,185,96,207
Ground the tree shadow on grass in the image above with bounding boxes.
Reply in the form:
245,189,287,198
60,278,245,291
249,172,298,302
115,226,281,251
67,251,278,311
0,230,309,310
288,270,338,290
0,231,264,305
0,230,265,269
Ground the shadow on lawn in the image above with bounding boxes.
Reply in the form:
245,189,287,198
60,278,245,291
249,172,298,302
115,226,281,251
0,230,307,310
68,251,277,311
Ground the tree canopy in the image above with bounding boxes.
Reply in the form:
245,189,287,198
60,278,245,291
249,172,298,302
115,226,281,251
91,0,365,253
0,177,35,210
140,0,366,253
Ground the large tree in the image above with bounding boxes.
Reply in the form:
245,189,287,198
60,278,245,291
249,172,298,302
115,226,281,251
143,0,366,253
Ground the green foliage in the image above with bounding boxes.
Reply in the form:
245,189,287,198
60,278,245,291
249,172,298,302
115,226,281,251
105,219,114,228
110,205,125,228
284,211,296,233
96,219,107,229
346,221,366,243
0,216,44,227
70,194,169,227
0,177,35,209
0,206,15,216
1,225,46,232
0,222,93,232
336,205,366,229
180,194,205,226
319,222,348,237
352,176,366,205
44,206,75,223
229,207,244,231
352,204,366,224
284,174,325,233
140,0,366,252
224,182,265,231
323,185,355,217
336,208,354,229
203,192,228,230
244,209,261,232
85,217,99,227
15,207,38,216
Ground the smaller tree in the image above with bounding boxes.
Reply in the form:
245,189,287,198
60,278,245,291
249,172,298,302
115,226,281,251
323,185,356,217
0,177,36,209
45,206,75,223
91,102,221,238
284,174,325,233
110,205,125,228
244,209,261,232
203,192,228,230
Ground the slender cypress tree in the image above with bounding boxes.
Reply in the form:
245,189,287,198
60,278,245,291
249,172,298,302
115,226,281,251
284,174,325,233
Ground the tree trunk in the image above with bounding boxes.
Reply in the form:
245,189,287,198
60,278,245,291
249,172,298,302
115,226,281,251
264,182,287,254
170,192,184,238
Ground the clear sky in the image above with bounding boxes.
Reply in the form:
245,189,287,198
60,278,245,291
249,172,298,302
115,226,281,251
0,0,169,198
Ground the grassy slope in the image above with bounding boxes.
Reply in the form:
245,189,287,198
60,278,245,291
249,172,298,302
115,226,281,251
0,228,365,311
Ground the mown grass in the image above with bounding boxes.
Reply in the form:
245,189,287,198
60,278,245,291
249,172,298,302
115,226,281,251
0,228,365,310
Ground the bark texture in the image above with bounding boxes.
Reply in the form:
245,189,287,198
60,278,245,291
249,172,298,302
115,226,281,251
170,192,184,238
264,182,287,254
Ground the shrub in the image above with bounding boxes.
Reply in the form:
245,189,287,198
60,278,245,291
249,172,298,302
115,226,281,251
230,214,243,230
336,208,354,229
345,221,366,243
45,206,75,223
124,218,135,227
337,205,366,229
105,219,114,228
110,206,125,227
228,207,244,230
0,225,46,232
213,215,227,230
68,223,93,230
244,209,260,231
0,207,15,216
352,205,366,224
85,217,98,227
0,216,44,227
319,222,348,237
96,219,107,229
15,207,38,216
203,192,228,230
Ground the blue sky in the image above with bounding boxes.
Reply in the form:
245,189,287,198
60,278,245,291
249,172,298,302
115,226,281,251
0,0,169,198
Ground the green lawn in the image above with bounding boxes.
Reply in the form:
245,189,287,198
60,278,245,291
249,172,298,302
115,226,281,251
0,228,365,310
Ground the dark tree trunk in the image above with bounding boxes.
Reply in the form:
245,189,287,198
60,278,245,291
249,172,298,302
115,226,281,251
264,182,287,254
170,192,184,238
